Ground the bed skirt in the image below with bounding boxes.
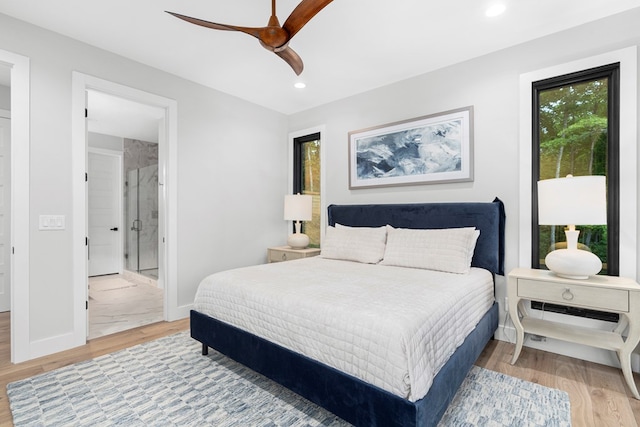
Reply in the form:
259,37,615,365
190,302,498,427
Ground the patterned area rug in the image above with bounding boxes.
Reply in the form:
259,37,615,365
8,332,571,426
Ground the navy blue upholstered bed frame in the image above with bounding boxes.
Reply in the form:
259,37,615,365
191,198,505,426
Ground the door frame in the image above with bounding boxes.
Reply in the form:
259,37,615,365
72,72,178,347
0,49,30,363
0,112,11,312
87,148,123,277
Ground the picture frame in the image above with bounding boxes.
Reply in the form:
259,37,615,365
348,106,473,189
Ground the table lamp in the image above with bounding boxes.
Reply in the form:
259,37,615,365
284,194,312,249
537,174,607,279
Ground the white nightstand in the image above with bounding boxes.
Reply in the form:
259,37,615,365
267,246,321,263
507,267,640,399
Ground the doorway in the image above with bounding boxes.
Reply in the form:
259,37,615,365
0,49,29,363
0,102,10,314
86,90,165,339
0,66,12,362
73,72,179,352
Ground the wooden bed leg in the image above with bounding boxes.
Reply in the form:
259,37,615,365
202,343,209,356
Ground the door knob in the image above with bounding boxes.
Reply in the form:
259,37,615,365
110,227,119,231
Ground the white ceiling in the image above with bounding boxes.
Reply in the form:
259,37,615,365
1,0,640,116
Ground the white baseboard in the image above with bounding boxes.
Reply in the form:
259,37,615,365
29,332,84,361
168,303,193,322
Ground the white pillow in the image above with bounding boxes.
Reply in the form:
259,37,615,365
380,225,480,274
320,224,387,264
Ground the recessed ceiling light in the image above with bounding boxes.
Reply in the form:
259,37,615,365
294,82,306,89
485,4,506,17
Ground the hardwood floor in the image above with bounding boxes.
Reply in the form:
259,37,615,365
0,313,639,426
0,312,189,426
476,339,640,426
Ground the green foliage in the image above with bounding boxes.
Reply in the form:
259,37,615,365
537,78,609,267
300,140,321,247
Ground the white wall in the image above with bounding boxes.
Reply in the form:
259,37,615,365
288,9,640,365
88,132,123,151
0,84,9,110
0,13,289,346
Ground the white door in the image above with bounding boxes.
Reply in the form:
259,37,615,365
0,115,10,312
88,150,122,276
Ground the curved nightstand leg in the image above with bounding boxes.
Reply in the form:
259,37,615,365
510,331,524,364
509,297,525,364
618,349,640,399
618,313,640,399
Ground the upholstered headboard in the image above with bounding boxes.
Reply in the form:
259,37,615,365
327,198,505,275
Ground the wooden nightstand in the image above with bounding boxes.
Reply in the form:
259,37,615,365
267,246,321,263
508,267,640,399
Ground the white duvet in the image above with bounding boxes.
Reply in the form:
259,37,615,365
194,257,494,402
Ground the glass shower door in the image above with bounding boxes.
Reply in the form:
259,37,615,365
126,164,159,279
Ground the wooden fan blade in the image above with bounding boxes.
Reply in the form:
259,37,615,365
166,11,264,40
282,0,334,40
275,47,304,75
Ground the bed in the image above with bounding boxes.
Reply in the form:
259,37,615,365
191,199,505,426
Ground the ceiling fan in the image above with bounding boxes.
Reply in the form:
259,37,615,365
166,0,334,75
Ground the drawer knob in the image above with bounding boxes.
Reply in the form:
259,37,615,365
562,288,574,301
282,253,287,261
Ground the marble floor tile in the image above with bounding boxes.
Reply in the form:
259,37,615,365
88,274,164,340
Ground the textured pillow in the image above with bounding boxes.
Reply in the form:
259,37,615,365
320,224,387,264
380,226,480,274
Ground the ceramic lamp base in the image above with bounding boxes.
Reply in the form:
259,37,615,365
287,233,309,249
545,249,602,279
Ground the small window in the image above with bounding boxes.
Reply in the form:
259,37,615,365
293,133,321,247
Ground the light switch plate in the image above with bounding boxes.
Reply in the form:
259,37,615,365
39,215,65,230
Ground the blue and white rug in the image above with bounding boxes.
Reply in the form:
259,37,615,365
7,332,571,426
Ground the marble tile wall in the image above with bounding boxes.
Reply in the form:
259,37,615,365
123,138,158,172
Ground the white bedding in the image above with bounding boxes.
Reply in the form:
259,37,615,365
194,257,494,402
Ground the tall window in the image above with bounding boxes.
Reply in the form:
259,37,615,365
532,63,619,275
293,132,321,247
531,64,620,320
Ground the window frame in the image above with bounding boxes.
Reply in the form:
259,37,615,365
292,132,321,195
291,131,322,247
530,63,620,276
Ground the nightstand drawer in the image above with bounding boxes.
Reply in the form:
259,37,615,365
268,249,305,262
517,279,629,312
267,246,321,263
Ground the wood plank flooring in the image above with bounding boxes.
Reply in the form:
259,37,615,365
476,339,640,426
0,313,639,426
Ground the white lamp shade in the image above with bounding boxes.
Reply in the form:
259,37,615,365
538,175,606,279
537,175,607,226
284,194,312,221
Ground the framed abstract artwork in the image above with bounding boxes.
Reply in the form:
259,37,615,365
348,106,473,189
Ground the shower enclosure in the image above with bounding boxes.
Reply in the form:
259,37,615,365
126,164,159,279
